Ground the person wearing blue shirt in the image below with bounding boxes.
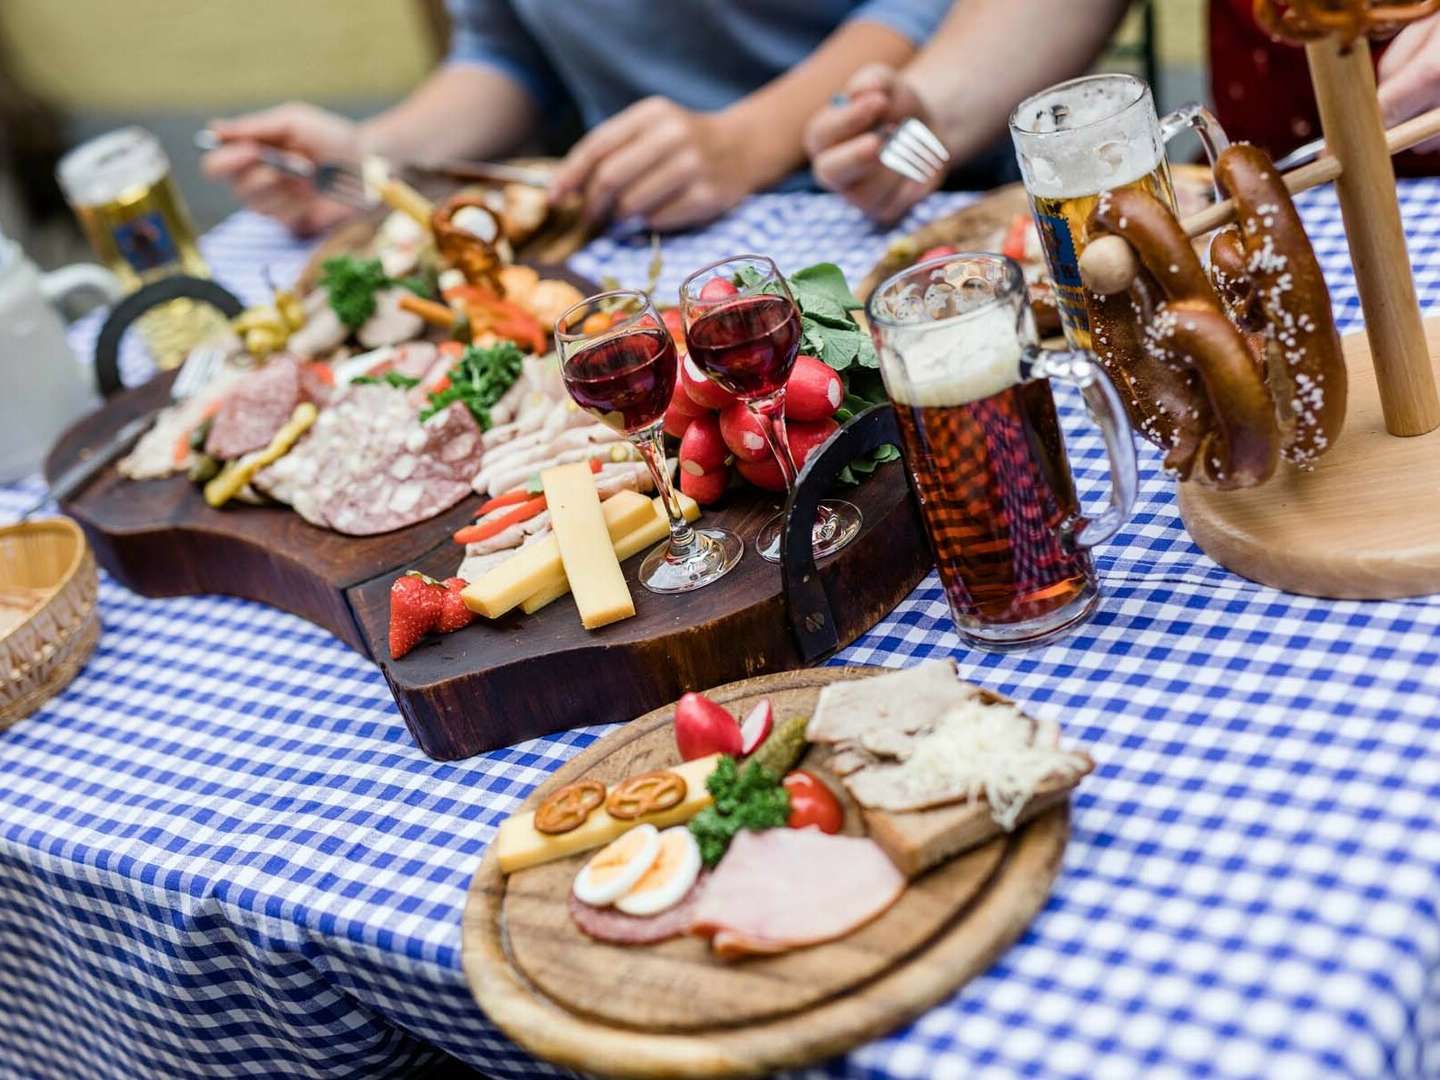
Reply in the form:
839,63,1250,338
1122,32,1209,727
203,0,951,235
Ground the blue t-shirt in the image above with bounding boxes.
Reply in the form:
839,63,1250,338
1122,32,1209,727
445,0,950,130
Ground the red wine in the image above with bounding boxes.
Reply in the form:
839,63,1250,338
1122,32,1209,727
685,295,800,399
563,328,677,433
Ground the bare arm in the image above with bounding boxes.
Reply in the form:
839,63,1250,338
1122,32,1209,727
360,63,540,163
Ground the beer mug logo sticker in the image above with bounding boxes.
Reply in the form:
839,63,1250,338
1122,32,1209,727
1008,73,1227,349
867,253,1138,649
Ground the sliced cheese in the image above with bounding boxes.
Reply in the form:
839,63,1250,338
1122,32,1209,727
495,754,720,874
521,493,701,614
543,462,634,629
461,489,653,618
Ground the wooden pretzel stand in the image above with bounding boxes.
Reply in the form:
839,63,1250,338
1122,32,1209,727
1175,4,1440,598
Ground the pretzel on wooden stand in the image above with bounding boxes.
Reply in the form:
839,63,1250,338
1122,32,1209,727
1253,0,1440,47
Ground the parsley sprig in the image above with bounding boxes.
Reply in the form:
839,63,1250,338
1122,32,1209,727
320,255,434,329
420,341,524,428
688,755,791,867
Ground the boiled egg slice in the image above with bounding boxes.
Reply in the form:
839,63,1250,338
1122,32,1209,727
614,826,701,916
572,823,661,907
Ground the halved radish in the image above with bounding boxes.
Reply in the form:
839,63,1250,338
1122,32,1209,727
679,413,728,476
681,354,738,410
784,355,844,421
739,699,774,756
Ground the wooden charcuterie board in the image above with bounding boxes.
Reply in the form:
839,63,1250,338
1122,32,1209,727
462,666,1070,1079
46,389,930,759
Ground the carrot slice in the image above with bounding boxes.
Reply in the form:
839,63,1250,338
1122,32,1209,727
475,488,534,517
399,293,459,328
438,340,466,359
453,495,547,545
309,362,335,386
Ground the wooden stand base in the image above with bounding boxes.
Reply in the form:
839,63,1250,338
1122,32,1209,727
1179,317,1440,599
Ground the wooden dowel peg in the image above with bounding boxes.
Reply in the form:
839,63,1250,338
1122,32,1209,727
1307,37,1440,437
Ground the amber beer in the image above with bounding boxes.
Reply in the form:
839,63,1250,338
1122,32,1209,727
1010,74,1183,351
58,128,226,368
868,253,1137,648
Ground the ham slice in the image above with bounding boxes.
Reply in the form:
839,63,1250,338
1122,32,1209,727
690,829,905,959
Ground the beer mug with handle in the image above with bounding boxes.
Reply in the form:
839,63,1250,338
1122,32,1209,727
867,253,1137,649
1009,73,1228,349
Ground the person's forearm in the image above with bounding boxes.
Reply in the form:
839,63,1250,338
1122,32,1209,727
359,64,540,163
721,19,918,190
910,0,1131,163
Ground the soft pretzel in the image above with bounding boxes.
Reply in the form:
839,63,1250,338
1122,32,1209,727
1208,144,1347,467
1086,187,1281,488
1253,0,1440,46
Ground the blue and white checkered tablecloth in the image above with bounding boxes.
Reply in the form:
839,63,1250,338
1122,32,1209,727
5,184,1440,1080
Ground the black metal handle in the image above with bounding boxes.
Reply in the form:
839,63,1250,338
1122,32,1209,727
781,402,902,662
94,275,244,398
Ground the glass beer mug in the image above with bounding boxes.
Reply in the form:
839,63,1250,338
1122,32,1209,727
867,253,1137,649
1008,73,1228,349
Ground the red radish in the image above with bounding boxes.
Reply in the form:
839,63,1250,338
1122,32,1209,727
718,402,771,462
674,692,743,760
736,455,786,493
681,354,738,410
784,356,844,421
786,418,839,469
739,699,773,756
919,243,961,262
679,463,730,505
664,403,696,439
679,414,728,476
699,277,739,301
660,307,685,348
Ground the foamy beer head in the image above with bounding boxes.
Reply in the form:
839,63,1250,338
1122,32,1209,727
1009,73,1166,202
868,253,1034,410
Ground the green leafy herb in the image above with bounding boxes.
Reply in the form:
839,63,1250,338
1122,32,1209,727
687,755,791,867
420,341,524,428
351,370,420,389
320,256,436,329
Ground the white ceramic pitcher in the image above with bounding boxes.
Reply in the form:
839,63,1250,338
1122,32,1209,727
0,229,121,481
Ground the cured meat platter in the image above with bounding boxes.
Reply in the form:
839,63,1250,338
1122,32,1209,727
462,664,1088,1078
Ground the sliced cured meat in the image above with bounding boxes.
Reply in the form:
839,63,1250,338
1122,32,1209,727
690,829,905,959
119,364,243,480
358,287,425,349
253,383,481,536
568,872,707,945
205,355,303,461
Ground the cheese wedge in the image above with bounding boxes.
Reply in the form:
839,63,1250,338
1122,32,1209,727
461,489,653,618
520,493,701,614
544,462,635,629
496,754,720,874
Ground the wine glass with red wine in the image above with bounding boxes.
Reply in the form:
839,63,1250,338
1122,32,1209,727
679,254,861,562
555,289,743,594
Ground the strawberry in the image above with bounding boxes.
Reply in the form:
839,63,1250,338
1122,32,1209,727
437,576,476,634
389,571,444,659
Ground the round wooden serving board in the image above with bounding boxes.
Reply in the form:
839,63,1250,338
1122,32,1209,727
462,666,1070,1079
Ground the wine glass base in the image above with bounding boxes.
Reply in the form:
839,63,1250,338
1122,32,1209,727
756,500,863,563
639,527,744,594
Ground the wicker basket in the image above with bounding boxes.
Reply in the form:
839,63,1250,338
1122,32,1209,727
0,517,99,728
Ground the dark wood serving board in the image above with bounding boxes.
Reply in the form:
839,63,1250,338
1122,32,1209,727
462,667,1070,1079
46,386,932,759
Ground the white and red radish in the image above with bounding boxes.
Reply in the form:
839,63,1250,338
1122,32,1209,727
698,276,739,301
674,692,743,760
664,402,697,439
736,455,786,493
739,699,774,756
572,824,662,906
681,354,738,411
679,413,728,476
614,827,702,916
786,417,839,469
718,402,771,462
784,355,844,422
679,463,731,505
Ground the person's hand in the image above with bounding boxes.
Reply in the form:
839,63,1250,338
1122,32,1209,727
201,103,364,236
1378,13,1440,153
805,64,944,226
547,97,754,232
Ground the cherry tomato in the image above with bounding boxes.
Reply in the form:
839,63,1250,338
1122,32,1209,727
782,770,843,834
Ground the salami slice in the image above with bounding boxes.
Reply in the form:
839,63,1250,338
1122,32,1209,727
567,873,708,945
205,355,302,460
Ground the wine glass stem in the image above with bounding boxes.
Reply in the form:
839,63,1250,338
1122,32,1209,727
634,425,697,556
749,393,798,495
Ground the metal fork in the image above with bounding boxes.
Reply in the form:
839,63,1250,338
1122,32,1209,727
193,130,370,208
879,118,951,186
24,341,231,519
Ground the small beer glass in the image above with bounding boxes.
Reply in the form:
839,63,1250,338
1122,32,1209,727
867,253,1137,649
1008,74,1228,349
